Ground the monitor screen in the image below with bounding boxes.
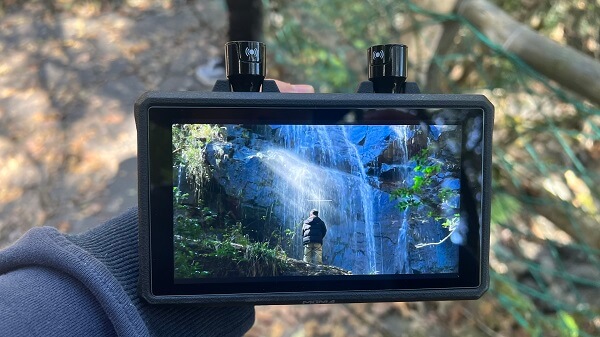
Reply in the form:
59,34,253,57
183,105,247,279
172,123,461,280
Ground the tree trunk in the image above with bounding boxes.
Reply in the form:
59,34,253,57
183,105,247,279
456,0,600,106
425,20,461,93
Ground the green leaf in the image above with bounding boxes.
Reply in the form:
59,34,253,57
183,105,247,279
557,311,579,337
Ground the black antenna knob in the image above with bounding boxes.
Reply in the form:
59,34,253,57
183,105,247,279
225,41,266,92
368,44,408,93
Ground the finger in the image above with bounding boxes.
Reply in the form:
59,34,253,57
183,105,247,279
271,80,315,93
289,84,315,93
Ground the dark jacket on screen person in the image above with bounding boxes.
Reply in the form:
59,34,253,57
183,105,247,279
302,216,327,244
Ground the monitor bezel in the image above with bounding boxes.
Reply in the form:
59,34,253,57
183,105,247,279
136,92,492,305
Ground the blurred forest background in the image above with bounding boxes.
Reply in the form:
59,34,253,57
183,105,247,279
0,0,598,336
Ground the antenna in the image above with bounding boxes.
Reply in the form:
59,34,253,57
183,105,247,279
225,41,266,92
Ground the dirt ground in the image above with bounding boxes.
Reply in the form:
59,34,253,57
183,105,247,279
0,1,226,242
0,2,523,336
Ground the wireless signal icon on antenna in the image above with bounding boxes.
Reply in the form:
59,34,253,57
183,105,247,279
245,47,260,61
372,50,385,60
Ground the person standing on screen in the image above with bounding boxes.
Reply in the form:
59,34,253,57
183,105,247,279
302,209,327,265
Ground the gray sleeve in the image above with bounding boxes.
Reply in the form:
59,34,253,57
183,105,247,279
0,208,255,337
0,266,116,337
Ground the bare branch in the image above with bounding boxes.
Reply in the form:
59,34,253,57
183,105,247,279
415,228,456,248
